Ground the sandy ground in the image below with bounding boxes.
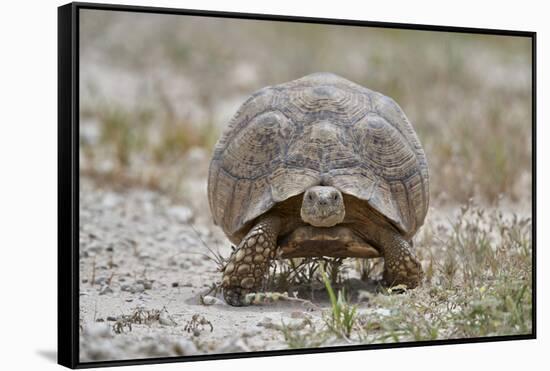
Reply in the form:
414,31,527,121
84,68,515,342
78,170,531,362
79,176,350,362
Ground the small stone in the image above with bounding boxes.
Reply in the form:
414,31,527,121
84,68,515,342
106,316,117,321
159,313,177,326
87,242,103,253
143,280,153,290
94,277,107,285
121,284,131,292
257,317,273,325
201,295,225,305
253,255,264,263
133,283,145,293
171,282,179,287
99,285,113,295
244,255,252,263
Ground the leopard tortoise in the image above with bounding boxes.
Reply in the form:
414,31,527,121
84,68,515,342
207,72,429,306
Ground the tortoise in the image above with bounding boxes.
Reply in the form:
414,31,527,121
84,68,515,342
207,72,429,306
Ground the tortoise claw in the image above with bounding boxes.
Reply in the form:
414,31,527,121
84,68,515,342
222,288,249,306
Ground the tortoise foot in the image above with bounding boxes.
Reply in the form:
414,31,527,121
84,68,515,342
221,215,280,306
381,232,423,289
383,258,423,289
222,287,251,307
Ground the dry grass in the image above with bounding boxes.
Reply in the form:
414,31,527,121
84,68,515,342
207,200,532,347
79,11,532,206
111,307,170,334
271,202,532,346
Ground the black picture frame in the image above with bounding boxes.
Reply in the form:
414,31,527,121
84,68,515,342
58,2,537,369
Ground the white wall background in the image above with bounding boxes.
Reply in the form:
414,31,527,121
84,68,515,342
0,0,545,369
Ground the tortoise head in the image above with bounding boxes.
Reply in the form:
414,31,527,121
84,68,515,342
300,186,345,227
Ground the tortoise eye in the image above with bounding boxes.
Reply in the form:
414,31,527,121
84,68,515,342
307,194,313,201
333,194,338,201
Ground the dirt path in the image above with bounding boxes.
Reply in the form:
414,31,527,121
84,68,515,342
79,177,340,361
78,176,532,362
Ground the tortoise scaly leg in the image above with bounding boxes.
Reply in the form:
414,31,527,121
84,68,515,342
222,215,281,306
379,230,423,288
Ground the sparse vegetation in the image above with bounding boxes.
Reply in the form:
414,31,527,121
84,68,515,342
111,307,168,334
80,13,531,205
184,314,214,336
321,266,358,339
272,202,532,345
280,318,328,349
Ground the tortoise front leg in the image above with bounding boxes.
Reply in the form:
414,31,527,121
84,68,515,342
379,230,423,288
222,214,281,306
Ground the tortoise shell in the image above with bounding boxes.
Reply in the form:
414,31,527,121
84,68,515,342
208,73,429,244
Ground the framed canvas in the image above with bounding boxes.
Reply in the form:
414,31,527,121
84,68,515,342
58,2,536,368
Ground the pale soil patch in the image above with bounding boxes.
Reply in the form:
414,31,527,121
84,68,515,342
79,177,532,362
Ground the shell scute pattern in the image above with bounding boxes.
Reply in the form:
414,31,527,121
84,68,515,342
208,73,429,242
